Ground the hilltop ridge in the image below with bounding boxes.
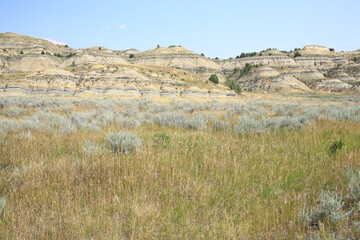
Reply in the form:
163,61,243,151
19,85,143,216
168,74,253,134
0,32,359,97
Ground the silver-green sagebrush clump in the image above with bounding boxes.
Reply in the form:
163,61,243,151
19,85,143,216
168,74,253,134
300,169,360,238
106,131,142,153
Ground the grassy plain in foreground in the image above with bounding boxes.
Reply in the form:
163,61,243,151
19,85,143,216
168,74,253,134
0,95,359,239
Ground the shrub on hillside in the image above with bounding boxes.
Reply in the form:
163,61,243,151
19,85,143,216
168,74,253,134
236,52,257,58
66,52,76,58
226,79,242,95
209,74,219,84
239,63,256,78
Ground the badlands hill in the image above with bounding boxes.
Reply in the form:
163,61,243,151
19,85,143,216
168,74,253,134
0,32,359,98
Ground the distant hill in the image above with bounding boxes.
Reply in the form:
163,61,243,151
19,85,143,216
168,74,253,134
0,32,359,97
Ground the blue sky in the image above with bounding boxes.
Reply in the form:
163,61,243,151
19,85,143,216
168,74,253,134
1,0,359,58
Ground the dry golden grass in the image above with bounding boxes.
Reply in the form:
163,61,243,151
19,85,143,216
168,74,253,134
1,116,360,238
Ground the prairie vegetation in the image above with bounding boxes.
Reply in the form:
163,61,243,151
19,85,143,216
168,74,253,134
0,95,360,239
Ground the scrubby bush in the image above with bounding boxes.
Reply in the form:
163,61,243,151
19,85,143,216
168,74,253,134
117,117,140,129
83,140,103,155
70,111,96,129
234,115,264,134
129,53,134,58
97,110,115,126
226,79,242,95
237,52,257,58
185,116,207,130
239,63,256,78
263,116,308,130
209,74,219,84
346,170,360,201
66,52,76,58
154,111,187,128
0,118,20,133
123,107,139,118
106,131,142,153
84,120,102,132
328,139,344,155
300,191,348,228
294,51,301,57
59,119,77,133
211,117,229,131
300,169,360,238
2,107,27,117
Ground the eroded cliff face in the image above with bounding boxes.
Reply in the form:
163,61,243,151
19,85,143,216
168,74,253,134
218,56,297,73
218,55,349,73
0,62,235,98
233,67,312,93
0,33,359,96
128,46,223,83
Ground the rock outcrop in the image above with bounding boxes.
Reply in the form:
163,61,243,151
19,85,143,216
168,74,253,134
130,47,220,72
60,54,129,67
239,75,311,93
314,79,355,92
182,86,209,98
8,55,62,73
218,56,297,73
279,68,324,82
253,67,280,78
333,72,358,84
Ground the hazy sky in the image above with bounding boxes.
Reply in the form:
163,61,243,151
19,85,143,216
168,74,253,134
1,0,359,58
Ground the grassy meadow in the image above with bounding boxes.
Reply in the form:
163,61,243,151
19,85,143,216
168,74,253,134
0,94,360,239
